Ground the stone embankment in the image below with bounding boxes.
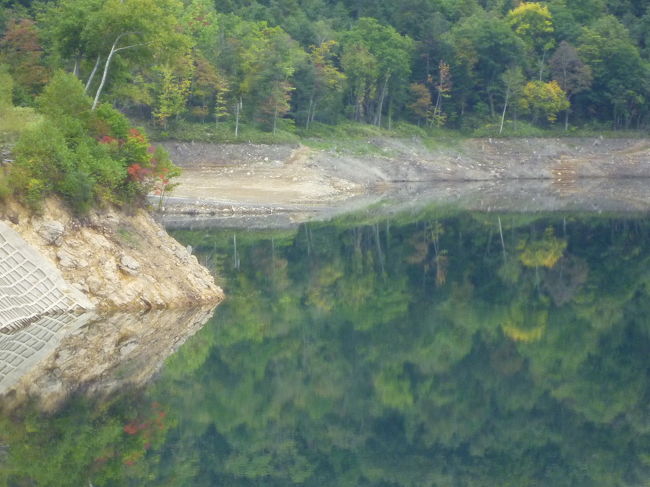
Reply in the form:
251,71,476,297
0,221,93,331
1,198,223,314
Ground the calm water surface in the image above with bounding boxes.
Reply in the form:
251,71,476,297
1,208,649,486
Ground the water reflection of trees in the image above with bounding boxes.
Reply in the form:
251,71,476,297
2,213,649,485
154,214,649,486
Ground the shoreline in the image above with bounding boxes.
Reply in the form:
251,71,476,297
0,198,224,316
158,136,650,227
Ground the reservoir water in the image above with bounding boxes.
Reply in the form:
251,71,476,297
1,207,649,485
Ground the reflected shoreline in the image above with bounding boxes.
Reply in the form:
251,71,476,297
161,178,650,230
0,306,216,412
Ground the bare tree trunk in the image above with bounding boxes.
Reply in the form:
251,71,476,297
498,216,506,260
538,50,547,81
234,97,242,137
373,74,390,127
310,101,317,124
499,88,510,135
514,107,518,130
488,90,495,118
92,44,118,110
432,90,442,127
92,34,142,110
72,55,80,78
564,107,569,131
306,96,313,129
85,55,101,94
273,103,278,135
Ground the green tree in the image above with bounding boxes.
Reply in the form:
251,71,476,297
341,18,414,126
153,62,193,128
341,43,378,122
216,16,303,135
407,82,433,125
578,15,649,128
0,18,49,102
302,40,346,129
446,12,525,119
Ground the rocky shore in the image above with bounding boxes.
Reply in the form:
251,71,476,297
160,137,650,222
153,137,650,229
1,198,223,312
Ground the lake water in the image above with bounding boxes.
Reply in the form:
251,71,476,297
1,207,649,486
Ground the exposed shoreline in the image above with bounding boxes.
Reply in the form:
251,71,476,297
158,137,650,227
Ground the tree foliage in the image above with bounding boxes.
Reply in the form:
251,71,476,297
1,0,649,135
519,79,570,122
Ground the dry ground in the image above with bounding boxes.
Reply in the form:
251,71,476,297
159,137,650,225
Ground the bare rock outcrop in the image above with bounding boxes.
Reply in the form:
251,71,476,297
3,199,223,311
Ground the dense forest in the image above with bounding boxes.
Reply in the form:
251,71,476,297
1,0,649,137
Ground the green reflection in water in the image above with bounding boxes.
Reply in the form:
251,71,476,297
2,210,650,486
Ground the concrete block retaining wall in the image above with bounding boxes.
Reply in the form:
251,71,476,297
0,313,94,394
0,221,94,332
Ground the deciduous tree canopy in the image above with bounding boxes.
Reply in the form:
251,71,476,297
1,0,648,134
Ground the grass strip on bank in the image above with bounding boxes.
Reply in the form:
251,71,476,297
146,117,647,153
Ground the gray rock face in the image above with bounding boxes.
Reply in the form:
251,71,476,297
56,249,89,269
37,221,65,246
174,245,191,263
119,254,141,276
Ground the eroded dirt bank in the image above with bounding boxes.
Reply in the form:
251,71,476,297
1,199,223,311
160,137,650,224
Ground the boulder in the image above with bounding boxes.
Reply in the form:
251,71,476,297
37,221,65,246
56,249,88,269
119,254,141,276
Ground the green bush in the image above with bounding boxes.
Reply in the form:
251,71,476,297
8,71,180,214
0,172,10,202
0,65,13,109
38,71,92,121
13,120,74,190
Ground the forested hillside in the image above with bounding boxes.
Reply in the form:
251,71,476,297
1,0,649,137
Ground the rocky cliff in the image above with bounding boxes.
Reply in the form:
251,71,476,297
1,198,223,311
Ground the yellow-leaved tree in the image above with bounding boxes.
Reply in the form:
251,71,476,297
507,2,555,80
519,80,570,124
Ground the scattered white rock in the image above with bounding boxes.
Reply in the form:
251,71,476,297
119,340,139,358
119,254,141,276
57,249,88,269
38,221,65,246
